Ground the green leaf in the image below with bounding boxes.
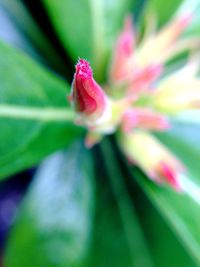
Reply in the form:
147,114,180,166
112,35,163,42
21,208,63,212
133,180,197,267
42,0,132,81
5,141,95,267
0,41,83,179
86,170,137,267
0,4,41,61
129,122,200,265
144,0,183,26
0,0,67,74
99,139,154,267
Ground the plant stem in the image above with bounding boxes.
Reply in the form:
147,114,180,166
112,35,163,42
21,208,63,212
0,105,75,121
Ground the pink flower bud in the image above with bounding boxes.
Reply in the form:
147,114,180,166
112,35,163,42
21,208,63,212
136,64,162,83
135,14,192,67
118,130,184,190
158,161,181,191
70,59,109,122
128,64,163,94
110,16,135,82
121,108,169,132
174,13,192,35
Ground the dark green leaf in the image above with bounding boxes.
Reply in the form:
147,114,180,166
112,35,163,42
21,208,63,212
99,139,154,267
0,41,83,179
0,4,41,61
129,122,200,265
0,0,67,74
86,171,135,267
5,141,95,267
133,181,197,267
42,0,132,81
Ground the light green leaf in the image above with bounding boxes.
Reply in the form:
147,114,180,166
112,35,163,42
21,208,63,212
42,0,132,81
5,142,95,267
0,41,83,179
129,122,200,265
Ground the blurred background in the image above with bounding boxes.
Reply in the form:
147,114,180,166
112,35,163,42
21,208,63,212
0,1,200,267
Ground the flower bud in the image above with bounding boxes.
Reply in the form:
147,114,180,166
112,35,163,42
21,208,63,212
109,16,135,82
153,75,200,113
69,59,111,125
135,14,192,67
119,130,184,190
128,64,163,94
121,108,169,132
134,64,163,85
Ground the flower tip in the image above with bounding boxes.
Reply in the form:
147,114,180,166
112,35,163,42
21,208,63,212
159,161,182,191
75,59,93,79
109,14,135,82
176,13,193,31
124,14,134,31
121,15,135,55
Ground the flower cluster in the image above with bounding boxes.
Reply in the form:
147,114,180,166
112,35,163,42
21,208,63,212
69,13,200,191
